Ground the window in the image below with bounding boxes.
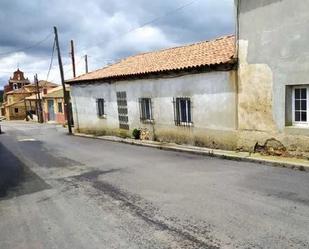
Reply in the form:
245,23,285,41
97,98,105,117
14,108,18,113
139,98,153,121
116,92,129,130
293,87,308,125
58,102,63,113
174,97,192,126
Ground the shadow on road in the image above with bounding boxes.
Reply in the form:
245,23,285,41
0,143,50,200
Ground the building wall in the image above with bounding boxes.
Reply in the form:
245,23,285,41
71,71,238,150
43,97,66,124
5,103,26,120
236,0,309,155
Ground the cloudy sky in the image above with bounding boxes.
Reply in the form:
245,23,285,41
0,0,234,89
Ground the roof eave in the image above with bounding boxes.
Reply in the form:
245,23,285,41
66,60,237,85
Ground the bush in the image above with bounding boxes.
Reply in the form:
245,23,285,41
132,128,141,140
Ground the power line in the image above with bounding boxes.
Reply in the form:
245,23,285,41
122,0,199,36
49,55,85,82
0,32,53,57
84,0,199,51
46,38,56,81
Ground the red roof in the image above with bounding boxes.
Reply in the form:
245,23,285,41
67,35,236,84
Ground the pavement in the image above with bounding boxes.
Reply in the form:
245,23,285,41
1,121,309,249
74,133,309,171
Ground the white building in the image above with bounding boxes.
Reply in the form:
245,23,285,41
68,0,309,157
67,35,238,150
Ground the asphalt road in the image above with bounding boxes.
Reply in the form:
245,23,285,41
0,121,309,249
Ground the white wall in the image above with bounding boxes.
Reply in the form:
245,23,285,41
71,71,237,137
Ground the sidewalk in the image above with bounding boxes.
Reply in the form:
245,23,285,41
74,133,309,172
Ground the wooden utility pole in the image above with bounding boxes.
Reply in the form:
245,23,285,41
34,75,39,122
54,26,72,134
35,74,43,123
85,54,88,74
24,99,28,121
70,40,76,78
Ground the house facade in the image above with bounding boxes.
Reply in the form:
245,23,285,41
236,0,309,155
71,71,237,149
68,36,238,149
1,71,58,120
1,69,30,117
42,86,69,125
25,85,69,125
68,0,309,157
4,88,33,120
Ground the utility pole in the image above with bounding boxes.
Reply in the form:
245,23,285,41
85,54,88,74
54,26,72,134
34,75,39,122
70,40,76,78
35,74,43,123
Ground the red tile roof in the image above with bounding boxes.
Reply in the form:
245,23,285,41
67,35,236,84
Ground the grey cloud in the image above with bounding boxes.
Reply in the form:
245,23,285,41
0,0,234,88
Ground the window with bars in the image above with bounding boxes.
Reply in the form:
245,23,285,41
293,87,308,125
116,91,129,130
173,97,192,126
139,98,153,122
96,98,105,117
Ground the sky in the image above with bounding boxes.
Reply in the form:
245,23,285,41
0,0,234,89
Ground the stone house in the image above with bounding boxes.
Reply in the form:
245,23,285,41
4,87,34,120
67,36,238,149
2,77,58,120
67,0,309,157
1,69,30,117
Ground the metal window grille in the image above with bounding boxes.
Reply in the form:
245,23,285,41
173,97,192,126
97,98,105,117
116,91,129,130
139,98,153,121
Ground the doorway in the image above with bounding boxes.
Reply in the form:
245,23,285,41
47,100,55,121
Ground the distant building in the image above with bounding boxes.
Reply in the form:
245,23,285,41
3,69,30,96
0,90,3,104
25,85,70,125
1,69,58,120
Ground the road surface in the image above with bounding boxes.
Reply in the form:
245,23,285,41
0,121,309,249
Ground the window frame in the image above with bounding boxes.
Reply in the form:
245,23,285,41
58,102,63,113
292,86,309,126
139,98,153,123
173,97,193,127
96,98,106,118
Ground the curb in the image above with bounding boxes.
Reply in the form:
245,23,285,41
73,133,309,172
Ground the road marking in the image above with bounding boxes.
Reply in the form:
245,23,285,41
18,138,36,142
